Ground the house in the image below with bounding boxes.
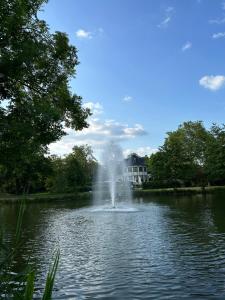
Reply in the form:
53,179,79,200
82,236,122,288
124,153,149,185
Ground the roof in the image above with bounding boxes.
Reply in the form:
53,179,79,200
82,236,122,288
125,153,146,166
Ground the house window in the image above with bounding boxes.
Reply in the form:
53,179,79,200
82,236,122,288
133,167,138,172
139,167,143,172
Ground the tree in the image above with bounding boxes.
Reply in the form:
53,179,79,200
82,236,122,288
46,145,97,193
0,0,90,193
66,145,97,186
146,121,211,187
205,124,225,184
146,150,168,181
161,122,209,185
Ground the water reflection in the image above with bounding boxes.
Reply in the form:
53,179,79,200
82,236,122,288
0,193,225,299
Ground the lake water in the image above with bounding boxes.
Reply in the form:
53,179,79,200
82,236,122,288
1,193,225,299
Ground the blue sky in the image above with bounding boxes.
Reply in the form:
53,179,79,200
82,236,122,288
40,0,225,158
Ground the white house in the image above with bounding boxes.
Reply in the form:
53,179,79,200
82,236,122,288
124,153,149,185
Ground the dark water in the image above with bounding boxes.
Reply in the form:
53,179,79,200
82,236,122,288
1,193,225,299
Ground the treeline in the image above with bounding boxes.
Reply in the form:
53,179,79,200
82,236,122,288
0,145,97,194
145,121,225,189
46,145,97,193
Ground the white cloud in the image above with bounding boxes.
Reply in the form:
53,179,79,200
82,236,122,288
158,6,175,28
165,6,175,13
73,119,146,141
212,32,225,39
123,95,133,102
158,17,171,28
182,41,192,51
123,147,158,158
123,124,146,137
76,28,104,39
76,29,93,39
83,102,103,115
49,102,147,156
209,17,225,24
199,75,225,91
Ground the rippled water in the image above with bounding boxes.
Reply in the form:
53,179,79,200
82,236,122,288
1,193,225,299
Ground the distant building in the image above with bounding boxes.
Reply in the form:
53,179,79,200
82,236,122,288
124,153,149,185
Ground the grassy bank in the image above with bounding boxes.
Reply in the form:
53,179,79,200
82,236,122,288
134,185,225,196
1,185,225,204
0,191,92,204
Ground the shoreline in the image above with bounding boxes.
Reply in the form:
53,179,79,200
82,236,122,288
0,186,225,204
134,185,225,196
0,191,91,204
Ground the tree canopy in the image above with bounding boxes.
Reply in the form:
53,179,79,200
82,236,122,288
145,121,225,188
46,145,97,193
0,0,90,193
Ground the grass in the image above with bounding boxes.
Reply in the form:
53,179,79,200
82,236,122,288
0,199,60,299
135,185,225,196
0,191,91,203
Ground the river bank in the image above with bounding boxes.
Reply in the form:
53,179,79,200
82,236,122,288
135,185,225,196
0,191,91,204
1,186,225,204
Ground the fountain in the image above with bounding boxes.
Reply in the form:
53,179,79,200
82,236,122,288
93,142,134,211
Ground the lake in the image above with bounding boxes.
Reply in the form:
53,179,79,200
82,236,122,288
1,193,225,299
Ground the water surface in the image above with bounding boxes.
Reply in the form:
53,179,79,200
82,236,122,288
1,193,225,299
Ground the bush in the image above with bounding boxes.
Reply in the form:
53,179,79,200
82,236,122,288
143,180,182,189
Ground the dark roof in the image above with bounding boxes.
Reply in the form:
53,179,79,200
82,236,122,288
125,153,146,166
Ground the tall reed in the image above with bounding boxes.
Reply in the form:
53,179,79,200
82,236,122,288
0,200,59,299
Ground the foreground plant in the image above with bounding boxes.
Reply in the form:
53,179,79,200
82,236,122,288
0,200,59,299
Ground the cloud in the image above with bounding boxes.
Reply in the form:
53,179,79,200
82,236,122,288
158,17,171,28
212,32,225,39
209,17,225,24
199,75,225,91
83,102,103,115
123,95,133,102
165,6,175,13
76,29,93,39
182,41,192,51
123,147,158,158
73,119,146,142
158,6,175,28
75,28,104,39
49,102,147,156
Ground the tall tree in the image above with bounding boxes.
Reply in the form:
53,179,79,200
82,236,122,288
46,145,97,193
0,0,90,193
147,121,211,187
162,121,210,185
205,124,225,184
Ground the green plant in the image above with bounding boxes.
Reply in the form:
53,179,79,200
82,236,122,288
0,200,59,299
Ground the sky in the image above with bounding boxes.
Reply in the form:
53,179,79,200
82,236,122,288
39,0,225,159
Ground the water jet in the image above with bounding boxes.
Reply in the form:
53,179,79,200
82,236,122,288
93,142,132,209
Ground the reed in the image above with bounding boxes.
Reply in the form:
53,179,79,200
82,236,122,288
0,200,59,299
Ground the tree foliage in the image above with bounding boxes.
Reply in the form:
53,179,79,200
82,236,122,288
46,145,97,193
0,0,90,193
205,124,225,184
146,121,225,188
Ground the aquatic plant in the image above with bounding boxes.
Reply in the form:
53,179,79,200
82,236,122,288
0,200,59,299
